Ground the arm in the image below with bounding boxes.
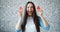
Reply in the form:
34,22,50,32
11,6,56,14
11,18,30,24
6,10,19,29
15,12,22,32
36,6,50,30
15,16,21,30
39,15,50,30
38,10,50,30
40,15,49,27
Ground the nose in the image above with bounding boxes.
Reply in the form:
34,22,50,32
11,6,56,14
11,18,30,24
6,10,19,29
29,8,31,11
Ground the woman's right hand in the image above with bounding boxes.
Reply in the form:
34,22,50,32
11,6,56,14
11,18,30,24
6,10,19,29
16,6,23,30
18,6,23,17
16,6,22,30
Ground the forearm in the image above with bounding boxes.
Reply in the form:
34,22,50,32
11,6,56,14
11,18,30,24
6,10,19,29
40,15,48,27
16,16,22,30
16,29,22,32
15,16,22,32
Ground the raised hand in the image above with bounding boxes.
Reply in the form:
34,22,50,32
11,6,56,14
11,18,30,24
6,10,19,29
16,6,23,31
36,5,43,16
18,6,23,17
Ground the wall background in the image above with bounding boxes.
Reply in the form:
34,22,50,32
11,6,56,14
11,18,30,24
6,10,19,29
0,0,60,32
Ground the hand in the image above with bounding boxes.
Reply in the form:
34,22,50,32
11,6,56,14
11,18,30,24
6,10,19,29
18,6,23,17
36,5,43,16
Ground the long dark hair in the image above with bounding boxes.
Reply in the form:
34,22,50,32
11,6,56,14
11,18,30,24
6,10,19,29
21,1,40,32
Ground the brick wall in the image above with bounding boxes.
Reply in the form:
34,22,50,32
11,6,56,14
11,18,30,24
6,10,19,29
0,0,60,32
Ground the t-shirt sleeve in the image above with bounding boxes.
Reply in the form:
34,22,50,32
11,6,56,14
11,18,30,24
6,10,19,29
15,29,22,32
38,17,50,31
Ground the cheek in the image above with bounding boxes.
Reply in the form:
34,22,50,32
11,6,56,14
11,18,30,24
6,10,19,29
27,8,29,11
31,8,34,11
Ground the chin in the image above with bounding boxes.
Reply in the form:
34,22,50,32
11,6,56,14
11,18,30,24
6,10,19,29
28,14,32,16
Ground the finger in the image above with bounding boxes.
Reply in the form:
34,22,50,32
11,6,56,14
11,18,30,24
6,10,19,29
19,6,23,13
18,6,23,16
36,5,40,11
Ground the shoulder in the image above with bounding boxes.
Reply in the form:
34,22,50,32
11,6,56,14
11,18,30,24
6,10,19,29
37,16,41,21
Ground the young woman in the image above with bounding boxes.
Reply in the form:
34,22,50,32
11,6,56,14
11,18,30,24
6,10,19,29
16,1,50,32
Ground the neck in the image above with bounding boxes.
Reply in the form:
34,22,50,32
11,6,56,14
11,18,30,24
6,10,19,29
28,15,32,17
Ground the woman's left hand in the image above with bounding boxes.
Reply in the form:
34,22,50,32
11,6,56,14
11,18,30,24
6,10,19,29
36,6,49,27
36,6,43,16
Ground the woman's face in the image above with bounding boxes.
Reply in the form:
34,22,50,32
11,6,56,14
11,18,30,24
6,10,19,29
27,3,34,16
